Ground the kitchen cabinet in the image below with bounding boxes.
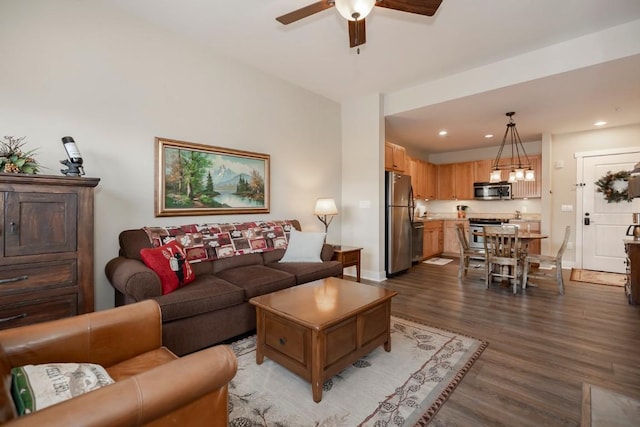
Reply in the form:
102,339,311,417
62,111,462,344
436,164,455,200
443,220,469,256
0,174,100,330
436,162,474,200
385,142,406,173
424,162,436,199
455,162,475,200
408,157,424,199
422,221,443,259
408,158,435,200
474,159,494,183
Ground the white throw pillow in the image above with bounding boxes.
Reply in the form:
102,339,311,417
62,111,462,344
279,229,326,263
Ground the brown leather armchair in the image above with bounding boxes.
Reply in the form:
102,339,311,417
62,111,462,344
0,300,237,427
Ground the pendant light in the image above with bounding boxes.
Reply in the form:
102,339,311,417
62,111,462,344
489,112,535,183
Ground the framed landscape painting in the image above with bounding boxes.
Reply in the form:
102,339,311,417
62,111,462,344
155,137,270,216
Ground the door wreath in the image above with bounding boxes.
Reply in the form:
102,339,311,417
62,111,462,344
595,170,631,203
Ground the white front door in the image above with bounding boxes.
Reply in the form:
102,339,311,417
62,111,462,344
581,153,638,273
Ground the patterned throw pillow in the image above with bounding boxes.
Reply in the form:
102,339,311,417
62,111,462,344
140,240,195,294
11,363,115,415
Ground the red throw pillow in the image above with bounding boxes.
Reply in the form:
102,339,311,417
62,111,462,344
140,241,195,295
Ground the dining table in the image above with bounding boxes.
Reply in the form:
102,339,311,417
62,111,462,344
473,230,548,287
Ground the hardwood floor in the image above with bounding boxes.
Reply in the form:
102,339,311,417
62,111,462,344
366,260,640,426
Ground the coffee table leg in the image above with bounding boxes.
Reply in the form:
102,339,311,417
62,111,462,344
255,308,264,364
311,330,325,403
384,302,392,352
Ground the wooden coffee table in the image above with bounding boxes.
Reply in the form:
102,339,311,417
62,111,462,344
249,277,397,402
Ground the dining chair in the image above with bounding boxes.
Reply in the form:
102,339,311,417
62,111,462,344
483,225,521,294
522,225,571,294
454,223,485,278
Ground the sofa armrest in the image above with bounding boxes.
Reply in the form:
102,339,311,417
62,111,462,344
2,345,237,427
321,243,335,262
105,257,163,301
0,300,162,368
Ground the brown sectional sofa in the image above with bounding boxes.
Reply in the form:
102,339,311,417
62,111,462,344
105,220,342,356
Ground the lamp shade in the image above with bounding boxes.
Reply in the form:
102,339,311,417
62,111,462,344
334,0,376,20
314,198,338,216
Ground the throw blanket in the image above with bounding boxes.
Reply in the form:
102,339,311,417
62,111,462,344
143,220,295,263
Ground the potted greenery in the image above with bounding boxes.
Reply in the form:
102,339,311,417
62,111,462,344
0,136,40,174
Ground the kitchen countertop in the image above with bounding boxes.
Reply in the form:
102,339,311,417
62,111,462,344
414,216,541,222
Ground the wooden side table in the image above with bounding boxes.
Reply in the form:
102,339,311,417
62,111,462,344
331,245,363,282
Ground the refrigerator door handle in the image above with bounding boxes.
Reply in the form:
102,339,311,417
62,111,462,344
409,186,415,223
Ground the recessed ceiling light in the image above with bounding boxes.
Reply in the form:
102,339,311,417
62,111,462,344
484,134,494,138
438,130,448,136
594,121,607,126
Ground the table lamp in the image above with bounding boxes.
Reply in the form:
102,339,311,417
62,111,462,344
314,198,338,234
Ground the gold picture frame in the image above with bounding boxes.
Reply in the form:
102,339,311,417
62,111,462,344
155,137,270,217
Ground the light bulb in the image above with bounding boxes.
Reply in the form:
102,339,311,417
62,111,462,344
514,168,525,181
489,169,502,183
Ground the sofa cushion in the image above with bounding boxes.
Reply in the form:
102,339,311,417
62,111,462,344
212,253,264,274
215,265,296,299
11,363,114,415
262,248,285,264
153,277,245,322
266,261,343,284
140,241,195,295
279,230,326,263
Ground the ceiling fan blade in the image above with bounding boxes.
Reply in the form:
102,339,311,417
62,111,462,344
375,0,443,17
348,19,367,48
276,1,334,25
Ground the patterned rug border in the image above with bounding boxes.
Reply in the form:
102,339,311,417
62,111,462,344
229,314,489,426
390,314,489,425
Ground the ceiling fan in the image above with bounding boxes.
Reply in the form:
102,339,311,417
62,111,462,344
276,0,443,51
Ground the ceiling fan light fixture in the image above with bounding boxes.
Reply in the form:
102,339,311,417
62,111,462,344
334,0,376,21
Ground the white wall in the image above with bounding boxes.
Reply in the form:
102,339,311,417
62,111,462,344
341,94,385,281
550,124,640,264
0,0,342,310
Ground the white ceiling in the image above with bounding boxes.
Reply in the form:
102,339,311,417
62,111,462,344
106,0,640,154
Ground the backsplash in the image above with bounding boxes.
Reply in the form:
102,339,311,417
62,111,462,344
415,198,541,220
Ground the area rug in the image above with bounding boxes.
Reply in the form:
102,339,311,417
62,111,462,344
581,383,640,426
228,316,487,426
423,257,453,266
570,268,626,287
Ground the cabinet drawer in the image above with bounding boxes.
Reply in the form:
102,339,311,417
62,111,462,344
340,251,360,264
0,261,76,296
264,314,308,365
0,294,77,330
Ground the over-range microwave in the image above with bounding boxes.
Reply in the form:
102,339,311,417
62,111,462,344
473,182,512,200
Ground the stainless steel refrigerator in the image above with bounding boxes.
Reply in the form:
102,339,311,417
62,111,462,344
385,171,414,276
